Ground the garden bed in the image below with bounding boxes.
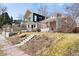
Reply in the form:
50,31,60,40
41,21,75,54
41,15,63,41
7,32,30,45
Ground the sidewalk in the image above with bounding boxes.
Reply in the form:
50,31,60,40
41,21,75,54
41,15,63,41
0,35,28,56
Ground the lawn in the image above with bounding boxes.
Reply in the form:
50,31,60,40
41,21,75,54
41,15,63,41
7,32,79,56
47,33,79,56
36,32,79,56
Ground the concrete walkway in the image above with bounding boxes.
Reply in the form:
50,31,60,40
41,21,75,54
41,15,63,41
0,35,28,56
14,34,35,47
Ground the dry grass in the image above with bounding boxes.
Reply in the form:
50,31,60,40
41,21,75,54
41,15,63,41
19,34,55,56
7,32,31,44
19,32,79,56
0,45,6,56
7,32,79,56
47,33,79,56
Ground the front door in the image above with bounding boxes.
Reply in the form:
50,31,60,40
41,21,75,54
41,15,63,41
50,21,54,30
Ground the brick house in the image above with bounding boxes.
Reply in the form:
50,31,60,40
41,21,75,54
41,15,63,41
40,15,76,32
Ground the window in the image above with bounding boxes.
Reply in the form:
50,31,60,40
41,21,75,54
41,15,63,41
31,25,33,28
39,17,42,19
29,17,32,22
35,15,37,21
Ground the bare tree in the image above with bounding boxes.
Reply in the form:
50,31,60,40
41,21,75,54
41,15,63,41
38,5,48,17
65,3,77,32
0,4,7,14
65,3,79,19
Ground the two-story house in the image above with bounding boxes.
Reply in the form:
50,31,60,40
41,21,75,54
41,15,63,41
24,10,45,31
24,10,76,32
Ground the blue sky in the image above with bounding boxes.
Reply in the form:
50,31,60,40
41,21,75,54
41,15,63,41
1,3,69,20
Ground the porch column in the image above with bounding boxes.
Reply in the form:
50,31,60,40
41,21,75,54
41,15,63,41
35,22,37,29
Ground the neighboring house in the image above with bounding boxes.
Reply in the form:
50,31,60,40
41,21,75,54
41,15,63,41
24,10,45,31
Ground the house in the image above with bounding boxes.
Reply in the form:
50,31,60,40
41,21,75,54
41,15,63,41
40,15,76,32
24,10,76,32
24,10,45,31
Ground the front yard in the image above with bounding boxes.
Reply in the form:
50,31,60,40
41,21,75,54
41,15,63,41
7,32,79,56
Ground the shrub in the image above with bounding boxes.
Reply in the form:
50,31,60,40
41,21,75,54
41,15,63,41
37,29,41,32
9,32,17,36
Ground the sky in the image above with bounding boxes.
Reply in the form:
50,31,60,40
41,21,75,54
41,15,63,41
1,3,69,20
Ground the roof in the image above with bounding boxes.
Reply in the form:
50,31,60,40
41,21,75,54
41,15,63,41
40,16,56,22
40,15,69,23
24,10,32,19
